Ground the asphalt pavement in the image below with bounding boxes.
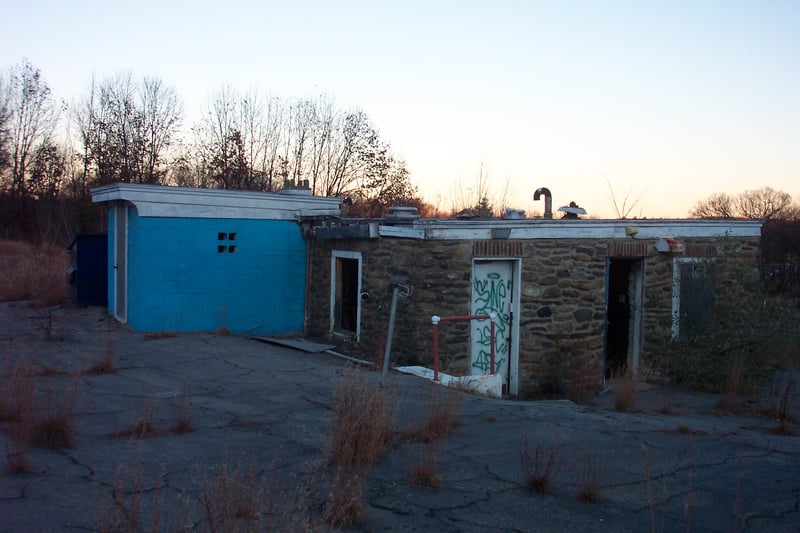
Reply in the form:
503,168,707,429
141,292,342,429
1,303,798,532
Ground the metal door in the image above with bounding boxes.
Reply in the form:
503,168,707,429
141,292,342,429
470,260,513,381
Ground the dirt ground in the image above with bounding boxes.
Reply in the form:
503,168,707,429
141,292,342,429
1,302,799,532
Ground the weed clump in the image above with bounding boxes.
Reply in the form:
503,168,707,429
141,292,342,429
520,425,564,494
576,453,604,503
401,386,463,443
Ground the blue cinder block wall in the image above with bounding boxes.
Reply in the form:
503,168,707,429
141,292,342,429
117,208,308,334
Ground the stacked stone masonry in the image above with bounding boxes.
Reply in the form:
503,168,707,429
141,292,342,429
306,236,761,398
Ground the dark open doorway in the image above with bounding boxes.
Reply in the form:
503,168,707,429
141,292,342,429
334,256,359,334
605,258,643,379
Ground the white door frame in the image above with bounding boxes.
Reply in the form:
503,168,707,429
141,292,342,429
330,250,362,340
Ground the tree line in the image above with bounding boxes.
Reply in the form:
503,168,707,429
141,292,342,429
0,59,429,241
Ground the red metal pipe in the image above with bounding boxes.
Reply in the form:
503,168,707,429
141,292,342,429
490,319,495,375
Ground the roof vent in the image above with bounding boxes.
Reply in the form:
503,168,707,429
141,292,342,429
384,206,419,224
504,208,526,220
280,179,312,196
557,201,587,219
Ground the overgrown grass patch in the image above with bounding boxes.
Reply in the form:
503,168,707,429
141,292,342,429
0,239,69,306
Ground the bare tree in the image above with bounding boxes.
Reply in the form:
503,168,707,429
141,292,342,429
690,192,735,219
139,76,182,184
74,72,182,187
3,59,60,198
736,186,791,220
781,202,800,222
27,140,66,200
194,87,250,189
0,72,11,175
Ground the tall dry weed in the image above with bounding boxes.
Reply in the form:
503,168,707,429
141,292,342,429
323,369,395,528
328,369,395,471
519,425,564,494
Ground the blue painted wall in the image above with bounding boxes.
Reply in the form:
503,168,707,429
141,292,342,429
111,207,308,334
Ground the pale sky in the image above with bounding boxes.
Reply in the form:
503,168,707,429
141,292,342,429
2,0,798,218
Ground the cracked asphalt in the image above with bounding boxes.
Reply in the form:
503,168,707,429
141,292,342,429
1,303,798,532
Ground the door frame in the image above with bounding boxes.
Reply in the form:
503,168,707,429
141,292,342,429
113,204,128,323
329,250,363,340
470,258,521,396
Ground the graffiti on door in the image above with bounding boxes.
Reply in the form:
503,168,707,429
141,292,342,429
472,270,511,374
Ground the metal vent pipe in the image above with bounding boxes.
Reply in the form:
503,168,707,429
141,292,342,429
534,187,553,219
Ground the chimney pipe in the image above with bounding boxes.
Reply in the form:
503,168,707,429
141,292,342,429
534,187,553,219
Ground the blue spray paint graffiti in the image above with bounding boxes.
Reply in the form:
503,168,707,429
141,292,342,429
472,271,511,374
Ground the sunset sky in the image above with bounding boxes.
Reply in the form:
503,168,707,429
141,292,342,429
2,1,798,218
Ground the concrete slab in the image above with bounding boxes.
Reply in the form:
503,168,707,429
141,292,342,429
1,302,798,531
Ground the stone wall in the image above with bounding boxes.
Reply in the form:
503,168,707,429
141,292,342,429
306,234,761,398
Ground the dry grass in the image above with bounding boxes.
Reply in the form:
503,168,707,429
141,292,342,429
613,373,639,413
409,441,442,490
328,369,395,471
2,358,35,473
322,368,395,528
1,356,78,469
29,380,79,449
0,239,69,306
401,386,463,443
201,456,266,532
0,356,36,424
520,426,564,494
96,457,164,533
107,399,161,439
322,467,366,528
576,453,604,503
171,385,193,434
718,355,749,413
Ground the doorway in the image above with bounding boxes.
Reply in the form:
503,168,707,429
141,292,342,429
330,251,362,339
604,258,644,379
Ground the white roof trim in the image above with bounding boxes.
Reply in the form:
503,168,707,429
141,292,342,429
413,219,762,240
378,225,426,239
91,183,342,220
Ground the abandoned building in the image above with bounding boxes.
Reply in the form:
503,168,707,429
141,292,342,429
91,183,340,334
91,183,763,398
307,204,763,398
